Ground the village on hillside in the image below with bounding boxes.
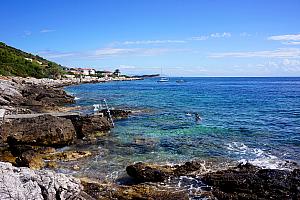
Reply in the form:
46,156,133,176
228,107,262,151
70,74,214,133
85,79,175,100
64,67,121,79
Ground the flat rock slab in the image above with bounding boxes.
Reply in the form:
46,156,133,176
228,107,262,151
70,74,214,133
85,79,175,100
5,112,79,119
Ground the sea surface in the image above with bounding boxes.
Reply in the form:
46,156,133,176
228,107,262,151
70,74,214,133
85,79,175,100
64,77,300,182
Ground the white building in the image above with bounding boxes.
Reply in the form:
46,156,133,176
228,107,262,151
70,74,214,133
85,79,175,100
25,58,33,62
98,71,113,78
78,68,96,75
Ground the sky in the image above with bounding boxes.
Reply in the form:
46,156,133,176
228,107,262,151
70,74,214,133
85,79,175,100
1,0,300,77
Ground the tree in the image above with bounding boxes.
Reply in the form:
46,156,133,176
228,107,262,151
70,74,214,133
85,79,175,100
113,69,120,77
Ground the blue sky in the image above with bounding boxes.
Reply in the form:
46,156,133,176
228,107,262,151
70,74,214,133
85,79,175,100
1,0,300,76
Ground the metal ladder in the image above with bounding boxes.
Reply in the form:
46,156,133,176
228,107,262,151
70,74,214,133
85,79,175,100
103,99,114,127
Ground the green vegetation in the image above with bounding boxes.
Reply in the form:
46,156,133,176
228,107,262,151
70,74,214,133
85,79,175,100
113,69,120,77
0,42,65,78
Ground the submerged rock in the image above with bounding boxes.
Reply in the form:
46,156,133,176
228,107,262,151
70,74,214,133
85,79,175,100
0,162,87,200
202,163,300,200
2,114,76,147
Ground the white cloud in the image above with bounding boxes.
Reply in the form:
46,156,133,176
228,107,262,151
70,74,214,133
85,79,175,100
240,32,251,37
38,47,180,60
119,65,137,69
210,32,231,38
268,34,300,41
209,48,300,58
40,29,56,33
190,32,231,41
92,48,136,56
121,40,186,45
282,41,300,45
37,50,76,58
190,36,209,41
254,59,300,73
282,58,300,66
268,34,300,45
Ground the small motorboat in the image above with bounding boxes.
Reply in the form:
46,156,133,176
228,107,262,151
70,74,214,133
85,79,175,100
176,79,186,83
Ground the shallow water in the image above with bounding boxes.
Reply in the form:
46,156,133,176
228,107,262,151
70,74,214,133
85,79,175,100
64,77,300,181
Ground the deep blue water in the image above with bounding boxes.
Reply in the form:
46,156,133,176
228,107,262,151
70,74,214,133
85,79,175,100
65,77,300,179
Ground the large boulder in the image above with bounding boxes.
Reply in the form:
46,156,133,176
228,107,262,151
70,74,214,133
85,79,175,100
71,115,112,139
201,163,300,200
0,162,88,200
1,114,76,147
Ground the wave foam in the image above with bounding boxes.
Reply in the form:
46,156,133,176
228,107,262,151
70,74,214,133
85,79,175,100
226,142,293,170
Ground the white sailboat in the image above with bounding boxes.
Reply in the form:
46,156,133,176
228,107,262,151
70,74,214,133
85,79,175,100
157,67,169,82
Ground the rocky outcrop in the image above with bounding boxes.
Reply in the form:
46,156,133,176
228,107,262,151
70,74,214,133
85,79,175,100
21,84,75,107
126,161,206,182
2,114,76,147
0,162,88,200
0,78,75,114
201,163,300,200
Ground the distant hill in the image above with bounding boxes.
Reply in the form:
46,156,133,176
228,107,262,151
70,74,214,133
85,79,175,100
132,74,160,78
0,42,65,78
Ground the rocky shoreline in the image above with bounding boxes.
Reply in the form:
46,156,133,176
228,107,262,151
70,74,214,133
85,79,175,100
1,76,299,200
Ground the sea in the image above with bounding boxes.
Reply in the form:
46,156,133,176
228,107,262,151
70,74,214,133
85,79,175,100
64,77,300,185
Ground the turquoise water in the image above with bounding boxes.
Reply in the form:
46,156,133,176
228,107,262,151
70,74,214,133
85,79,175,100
65,77,300,179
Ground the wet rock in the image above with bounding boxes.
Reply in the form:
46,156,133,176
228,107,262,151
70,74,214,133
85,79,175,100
202,163,300,200
81,178,189,200
173,161,206,176
2,114,76,147
126,161,206,182
0,161,88,200
126,162,175,182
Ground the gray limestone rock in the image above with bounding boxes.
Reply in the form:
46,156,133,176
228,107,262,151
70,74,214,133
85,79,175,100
0,162,87,200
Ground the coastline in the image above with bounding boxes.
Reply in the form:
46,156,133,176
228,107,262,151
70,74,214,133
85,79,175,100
0,76,299,199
